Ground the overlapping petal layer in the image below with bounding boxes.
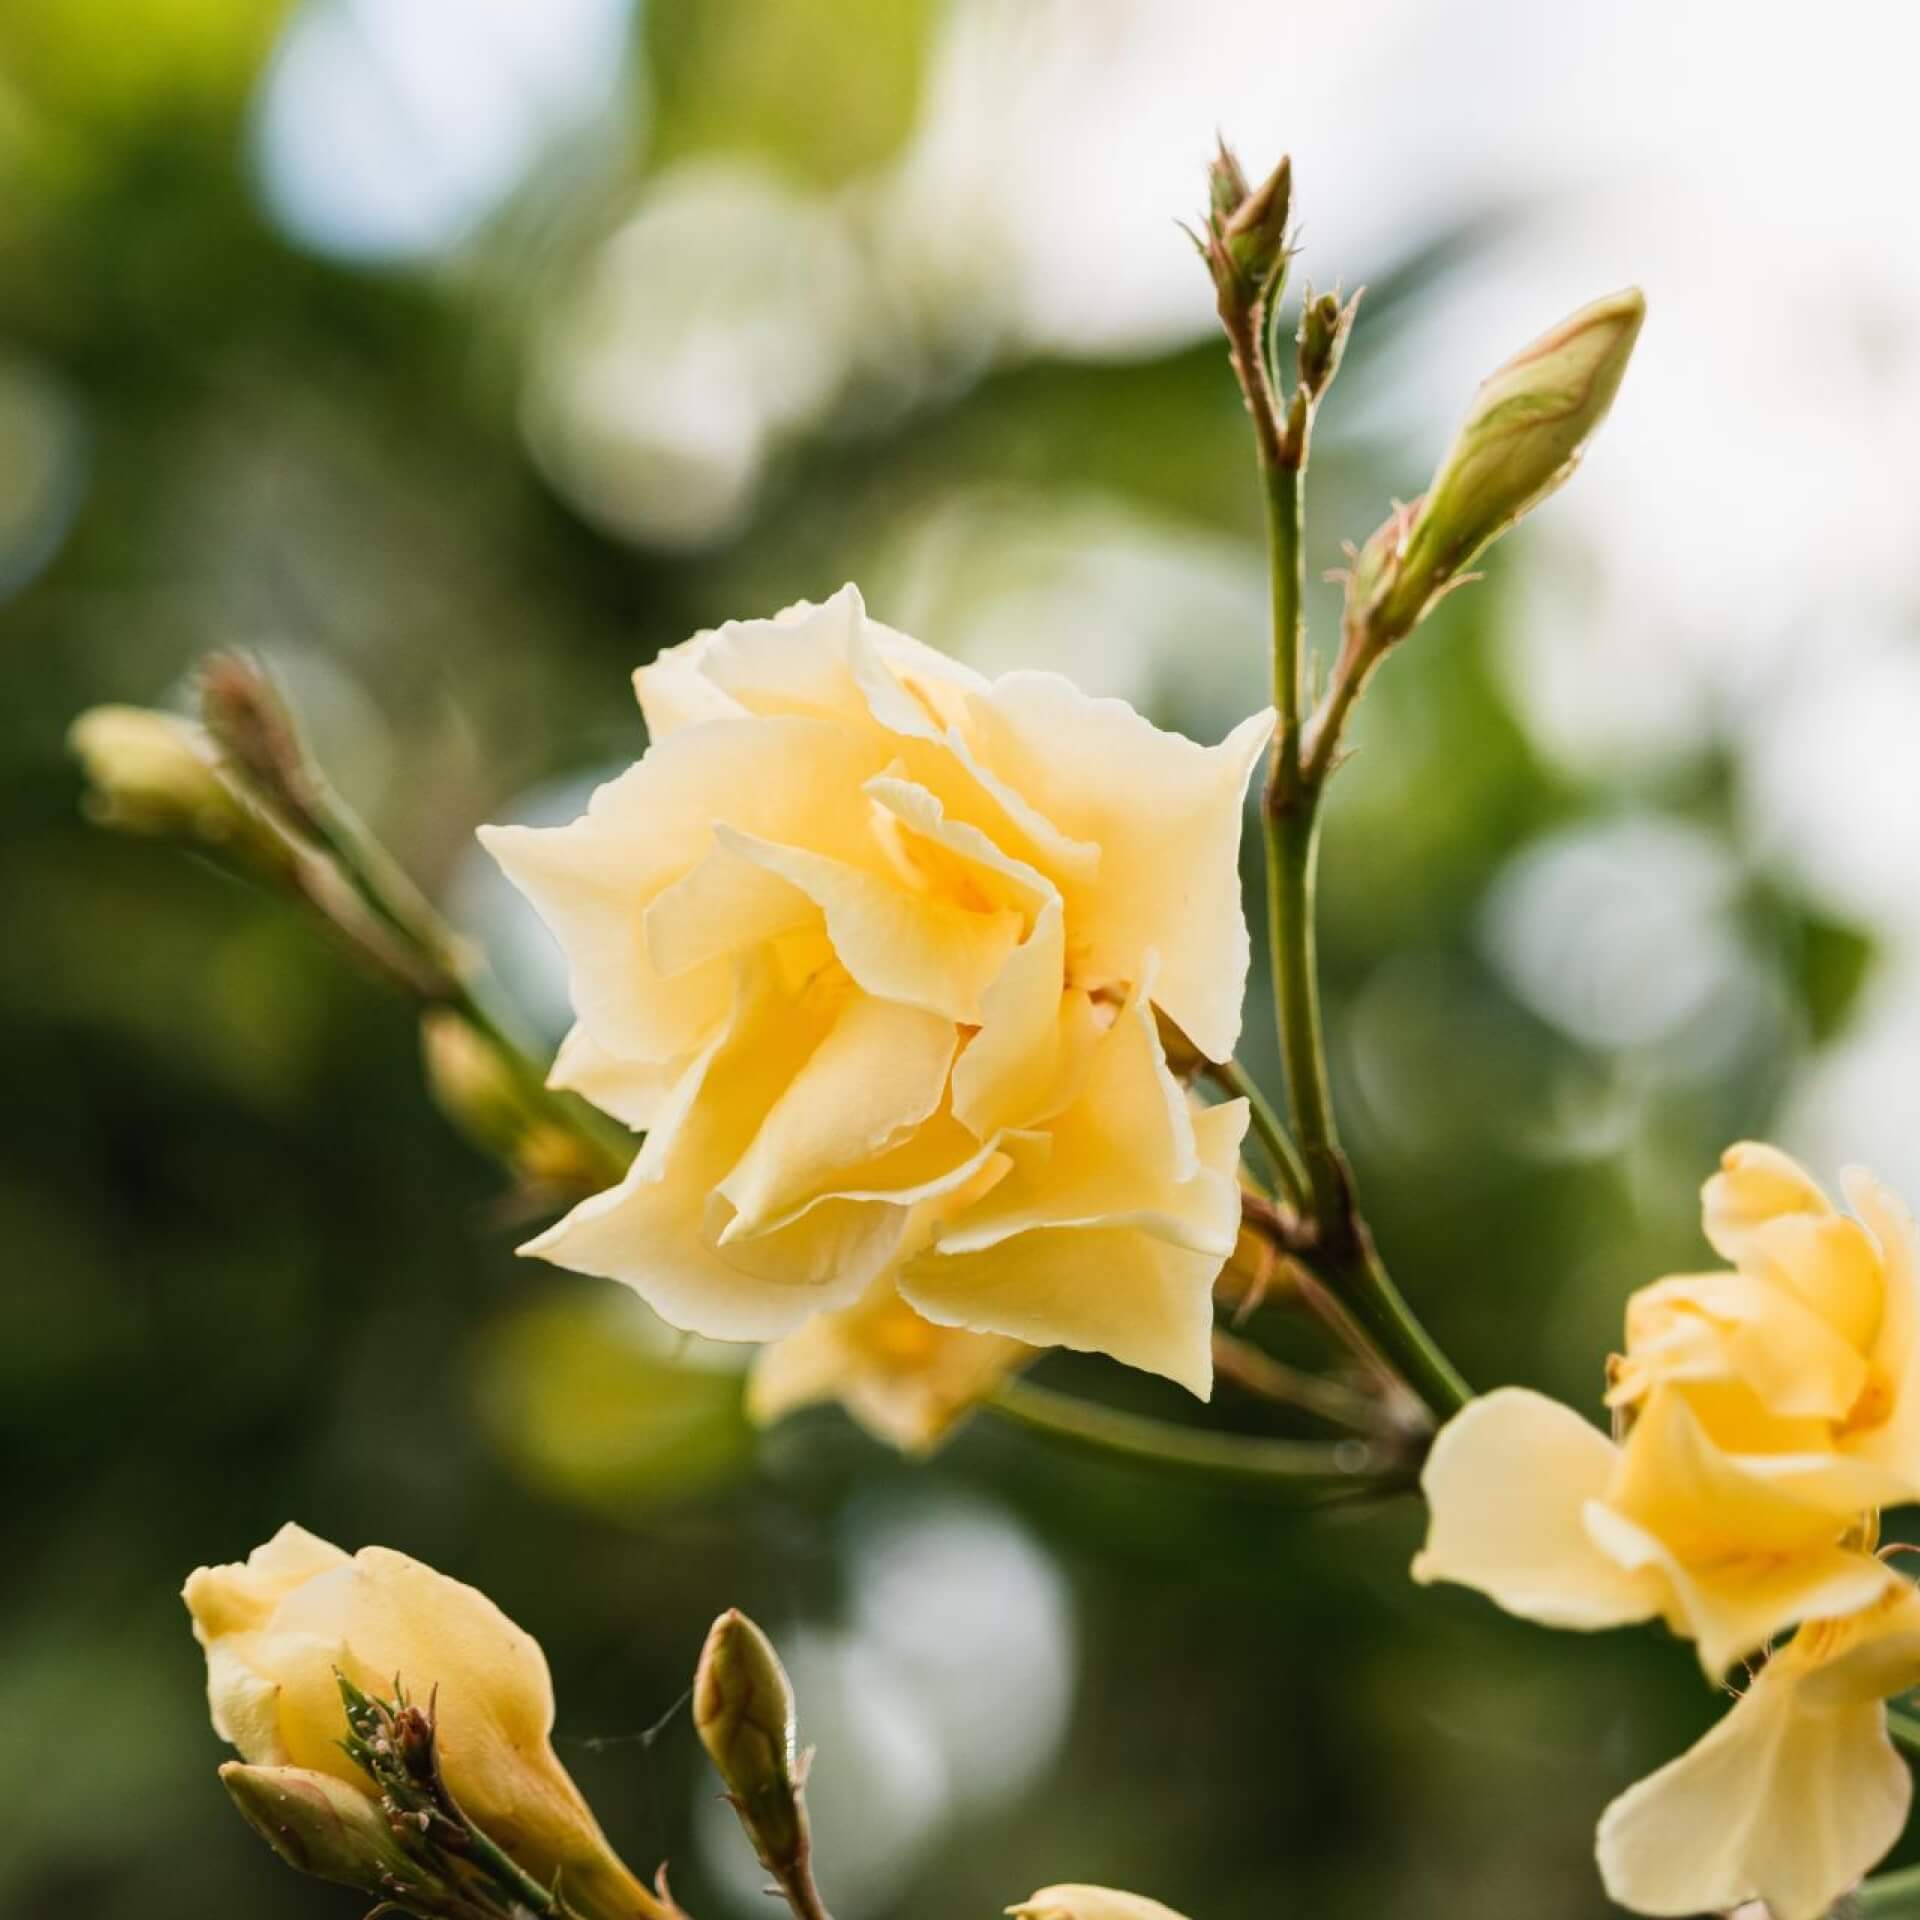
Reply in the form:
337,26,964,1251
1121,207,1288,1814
483,587,1270,1400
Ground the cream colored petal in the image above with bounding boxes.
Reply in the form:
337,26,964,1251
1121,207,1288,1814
547,1024,682,1131
1009,1886,1190,1920
480,714,886,1063
951,898,1098,1140
715,823,1022,1022
935,987,1225,1256
1701,1140,1831,1264
718,996,958,1238
1797,1588,1920,1709
1846,1169,1920,1492
1596,1661,1908,1920
1740,1211,1884,1353
184,1522,351,1639
1409,1389,1663,1629
902,1101,1246,1396
519,964,872,1337
1597,1389,1898,1671
1607,1386,1860,1562
203,1632,326,1763
1586,1498,1897,1680
961,672,1272,1061
864,772,1056,917
902,1216,1221,1397
643,842,816,979
1616,1270,1869,1421
661,587,883,730
748,1279,1028,1454
631,646,748,738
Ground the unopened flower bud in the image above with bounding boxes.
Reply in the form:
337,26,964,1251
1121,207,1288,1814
693,1608,807,1873
1364,288,1644,642
70,706,238,839
1296,287,1355,398
1009,1886,1191,1920
70,705,297,884
422,1011,528,1157
1219,151,1292,291
218,1762,418,1896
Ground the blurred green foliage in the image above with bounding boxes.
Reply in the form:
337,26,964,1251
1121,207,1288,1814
0,6,1889,1920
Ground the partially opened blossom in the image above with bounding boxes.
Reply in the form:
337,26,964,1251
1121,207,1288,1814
482,588,1266,1394
1608,1143,1920,1509
1597,1583,1920,1920
1412,1384,1896,1678
1416,1145,1920,1680
184,1524,657,1920
748,1276,1031,1454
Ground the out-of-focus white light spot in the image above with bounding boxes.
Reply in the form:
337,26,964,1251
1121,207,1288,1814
847,1492,1073,1816
1480,815,1758,1063
253,0,635,264
1783,961,1920,1200
695,1626,948,1920
1740,641,1920,939
874,491,1265,730
448,767,616,1040
524,164,860,549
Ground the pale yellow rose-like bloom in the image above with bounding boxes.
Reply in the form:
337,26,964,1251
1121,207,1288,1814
1008,1885,1190,1920
481,587,1267,1396
1596,1582,1920,1920
1412,1384,1898,1678
748,1275,1031,1454
1607,1143,1920,1511
184,1524,659,1920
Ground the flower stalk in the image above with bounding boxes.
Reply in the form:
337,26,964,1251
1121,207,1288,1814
1205,143,1471,1425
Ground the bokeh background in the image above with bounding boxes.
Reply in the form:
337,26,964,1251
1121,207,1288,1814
7,3,1920,1916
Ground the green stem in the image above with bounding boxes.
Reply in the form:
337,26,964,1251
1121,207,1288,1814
987,1380,1409,1499
1887,1704,1920,1755
1206,1056,1308,1210
1257,455,1470,1424
1856,1863,1920,1914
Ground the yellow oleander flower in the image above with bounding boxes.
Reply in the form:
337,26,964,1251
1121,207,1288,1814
748,1276,1031,1454
1597,1583,1920,1920
482,587,1266,1395
1009,1886,1190,1920
1412,1385,1897,1677
184,1524,658,1920
1609,1143,1920,1508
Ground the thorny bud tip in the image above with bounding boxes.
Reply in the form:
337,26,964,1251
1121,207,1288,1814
693,1608,807,1871
1219,151,1292,289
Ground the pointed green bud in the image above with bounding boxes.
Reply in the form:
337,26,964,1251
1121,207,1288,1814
1206,139,1249,225
693,1608,808,1874
1365,288,1644,641
219,1762,420,1896
1219,152,1292,291
1296,287,1356,398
